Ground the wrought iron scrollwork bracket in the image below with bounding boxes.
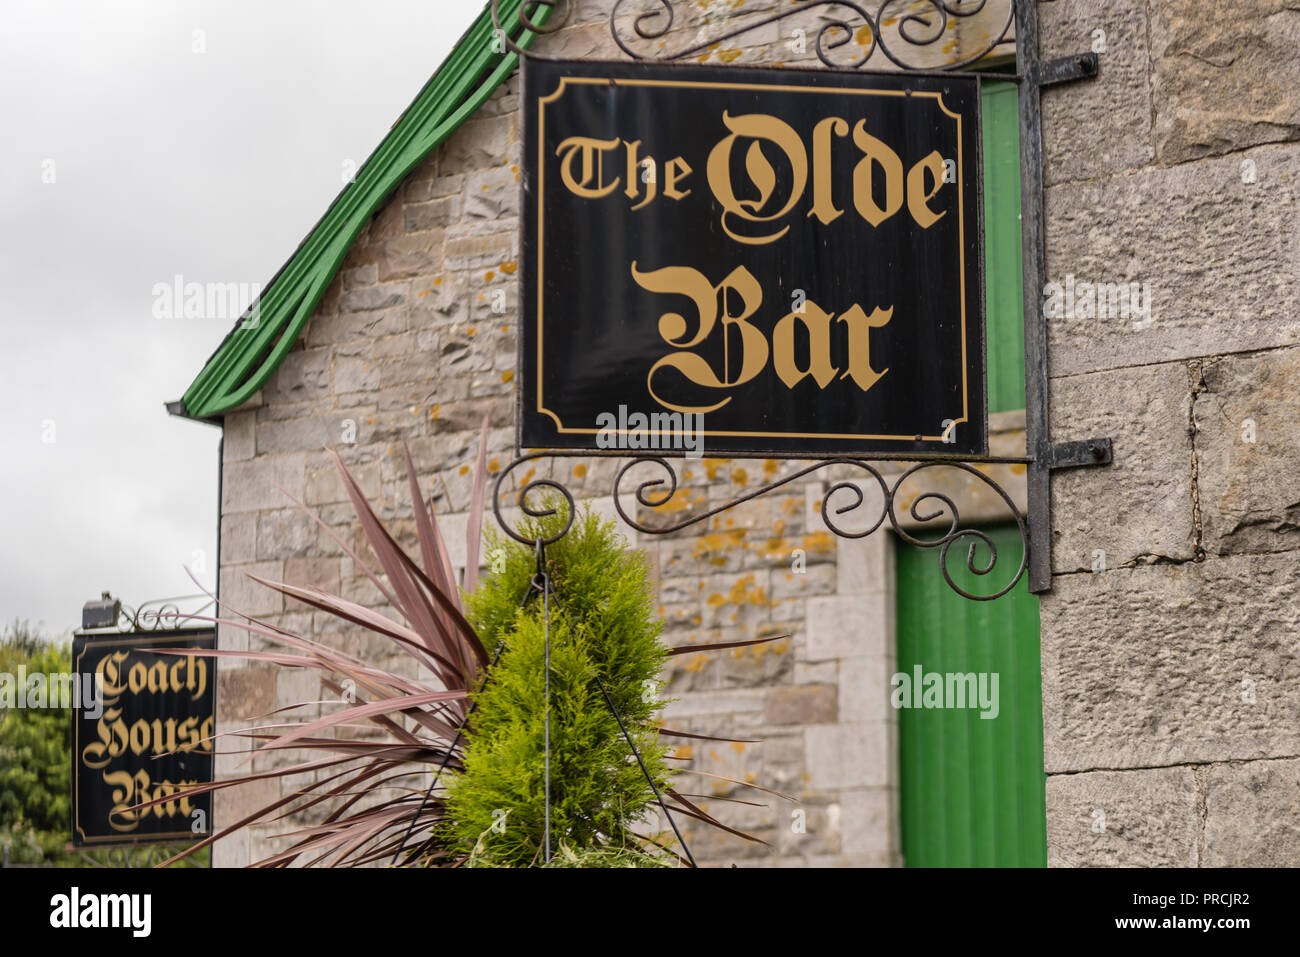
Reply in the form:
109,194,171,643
96,595,215,633
495,0,1025,73
605,0,1018,72
494,451,1040,601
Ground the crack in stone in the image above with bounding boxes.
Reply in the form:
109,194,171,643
1046,754,1300,777
1194,764,1208,867
1181,50,1237,70
1145,0,1158,161
1052,536,1300,579
1188,360,1208,561
1052,551,1206,577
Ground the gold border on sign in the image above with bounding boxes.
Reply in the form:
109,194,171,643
535,75,971,444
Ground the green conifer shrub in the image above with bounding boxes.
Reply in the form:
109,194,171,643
445,505,674,866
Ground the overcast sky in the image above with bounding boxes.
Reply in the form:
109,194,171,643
0,0,480,638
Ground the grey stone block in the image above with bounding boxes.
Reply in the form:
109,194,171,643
439,114,512,172
378,231,444,282
221,454,305,514
218,561,284,619
1041,553,1300,771
402,195,461,233
443,230,516,273
840,788,898,860
1046,767,1197,866
255,416,332,456
804,722,890,789
806,594,890,662
305,308,409,348
263,348,330,405
1041,0,1154,185
1049,361,1196,571
219,511,256,565
1194,347,1300,556
332,356,380,395
464,166,517,221
339,281,408,314
1202,758,1300,866
342,264,376,289
1045,145,1300,375
1151,0,1300,164
255,507,319,561
222,410,255,462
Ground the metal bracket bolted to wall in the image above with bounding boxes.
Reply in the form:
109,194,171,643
1045,438,1113,471
1017,0,1105,593
1033,52,1100,88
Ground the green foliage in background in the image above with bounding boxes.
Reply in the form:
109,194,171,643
445,506,674,866
0,621,73,865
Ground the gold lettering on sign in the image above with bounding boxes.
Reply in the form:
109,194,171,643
633,262,768,414
808,116,849,225
82,708,214,768
623,140,655,210
556,136,621,199
558,136,692,208
699,111,953,241
774,304,838,389
906,150,947,228
773,303,893,391
102,769,199,832
664,156,693,200
551,108,952,231
95,650,208,706
636,263,894,411
851,121,904,227
836,304,894,391
707,112,808,245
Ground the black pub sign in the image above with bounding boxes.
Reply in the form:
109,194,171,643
521,58,985,457
71,629,215,846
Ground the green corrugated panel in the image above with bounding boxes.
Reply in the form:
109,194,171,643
982,80,1025,414
175,0,551,420
895,525,1045,867
894,82,1041,866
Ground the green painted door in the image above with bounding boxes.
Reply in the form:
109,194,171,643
895,525,1045,867
890,81,1044,867
982,79,1026,415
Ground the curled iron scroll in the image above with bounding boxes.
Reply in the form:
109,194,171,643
617,455,1026,600
490,0,573,58
610,0,1015,72
493,452,577,547
119,595,215,632
492,452,1028,600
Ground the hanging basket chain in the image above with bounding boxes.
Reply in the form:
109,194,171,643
530,536,553,864
593,673,697,867
530,535,696,867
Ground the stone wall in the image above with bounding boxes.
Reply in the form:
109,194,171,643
1039,0,1300,866
210,0,1300,867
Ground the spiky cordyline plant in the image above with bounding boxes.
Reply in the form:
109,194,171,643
149,431,787,867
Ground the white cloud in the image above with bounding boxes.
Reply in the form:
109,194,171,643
0,0,481,634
